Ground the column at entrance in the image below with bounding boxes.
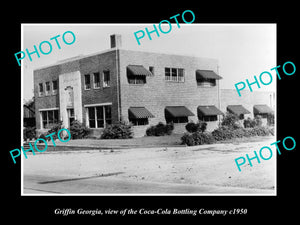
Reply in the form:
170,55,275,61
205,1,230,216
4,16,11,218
59,71,83,129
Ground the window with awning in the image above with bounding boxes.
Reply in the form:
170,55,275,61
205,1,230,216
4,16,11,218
165,106,194,123
128,107,154,126
253,105,274,118
197,105,223,122
196,70,222,87
127,65,153,84
227,105,250,119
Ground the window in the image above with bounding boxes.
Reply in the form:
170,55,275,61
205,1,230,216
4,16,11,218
84,74,91,90
103,70,110,87
38,83,43,96
166,116,188,124
67,108,75,126
93,72,100,89
128,75,146,84
149,66,154,75
130,118,149,126
87,105,112,128
41,110,59,129
198,115,218,122
52,80,58,94
197,77,216,87
45,82,51,96
165,67,184,82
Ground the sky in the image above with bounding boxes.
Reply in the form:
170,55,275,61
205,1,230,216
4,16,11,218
22,24,276,101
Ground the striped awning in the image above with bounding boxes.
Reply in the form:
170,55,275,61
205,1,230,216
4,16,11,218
227,105,250,115
127,65,153,76
196,70,222,80
128,107,154,119
165,106,195,117
253,105,274,114
197,105,223,116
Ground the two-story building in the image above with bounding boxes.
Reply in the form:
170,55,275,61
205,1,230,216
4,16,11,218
33,34,274,137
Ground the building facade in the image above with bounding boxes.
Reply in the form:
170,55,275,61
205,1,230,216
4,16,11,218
33,34,274,137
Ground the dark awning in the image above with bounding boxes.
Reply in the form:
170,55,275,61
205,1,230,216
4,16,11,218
165,106,195,117
253,105,274,114
227,105,250,115
128,107,154,119
197,105,223,116
196,70,222,80
127,65,153,76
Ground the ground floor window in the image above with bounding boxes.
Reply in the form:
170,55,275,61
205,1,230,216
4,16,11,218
87,105,112,128
41,110,59,129
198,115,218,122
166,116,188,124
129,118,149,126
254,113,268,119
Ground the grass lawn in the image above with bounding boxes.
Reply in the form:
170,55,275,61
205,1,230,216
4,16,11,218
54,133,183,148
49,133,274,149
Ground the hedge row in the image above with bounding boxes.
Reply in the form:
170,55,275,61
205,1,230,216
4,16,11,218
181,126,274,146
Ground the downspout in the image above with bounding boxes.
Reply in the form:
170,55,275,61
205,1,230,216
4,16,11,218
115,48,121,122
217,64,221,124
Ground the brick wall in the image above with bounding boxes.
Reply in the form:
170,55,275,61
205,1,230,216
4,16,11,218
118,50,220,131
34,50,120,133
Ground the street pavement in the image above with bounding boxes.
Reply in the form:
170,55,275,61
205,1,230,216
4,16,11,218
22,136,276,195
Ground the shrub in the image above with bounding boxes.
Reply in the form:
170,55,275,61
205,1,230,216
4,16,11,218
212,126,235,141
243,116,263,128
252,126,272,136
101,122,133,139
254,115,263,127
146,122,174,136
181,133,195,146
38,133,49,142
185,121,207,133
46,121,63,140
221,113,241,129
70,120,89,139
23,126,36,140
243,117,256,128
181,132,215,146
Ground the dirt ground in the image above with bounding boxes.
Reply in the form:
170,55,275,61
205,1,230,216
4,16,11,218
23,136,276,194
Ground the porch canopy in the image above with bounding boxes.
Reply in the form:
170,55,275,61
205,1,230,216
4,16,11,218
127,65,153,76
128,107,154,119
165,106,195,117
227,105,250,115
197,105,223,116
253,105,274,114
196,70,222,80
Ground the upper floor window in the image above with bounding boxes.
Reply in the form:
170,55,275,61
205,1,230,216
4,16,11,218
165,67,184,82
84,74,91,90
128,75,146,84
127,65,152,85
52,80,58,95
196,70,222,87
103,70,110,87
93,72,100,89
45,82,51,96
196,77,216,87
38,83,43,97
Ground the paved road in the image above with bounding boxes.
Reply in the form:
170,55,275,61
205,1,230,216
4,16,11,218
23,174,274,195
22,136,276,195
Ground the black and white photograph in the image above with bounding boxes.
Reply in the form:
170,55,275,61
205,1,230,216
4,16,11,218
4,5,298,221
21,24,276,195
